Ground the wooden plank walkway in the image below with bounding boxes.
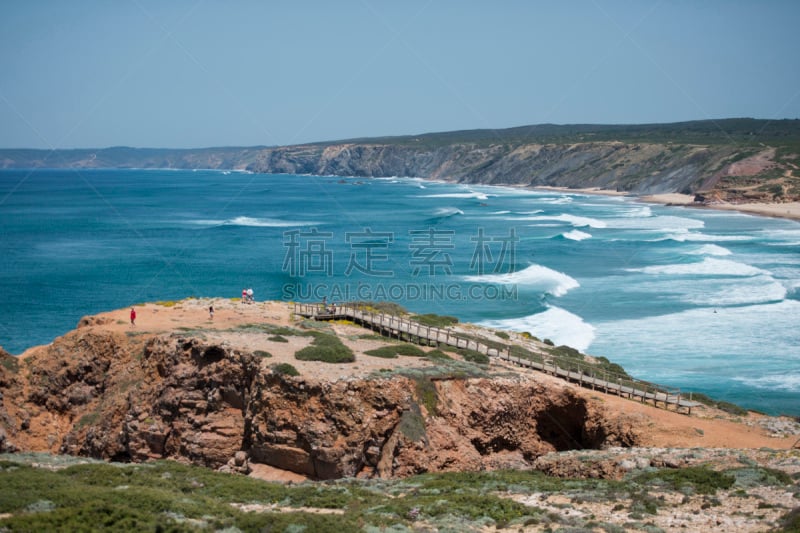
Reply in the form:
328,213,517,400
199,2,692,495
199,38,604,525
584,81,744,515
293,302,700,414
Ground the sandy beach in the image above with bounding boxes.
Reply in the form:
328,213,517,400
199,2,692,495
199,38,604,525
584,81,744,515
531,186,800,222
640,193,800,221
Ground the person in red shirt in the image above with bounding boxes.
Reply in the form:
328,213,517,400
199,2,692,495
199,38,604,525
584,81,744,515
130,307,136,326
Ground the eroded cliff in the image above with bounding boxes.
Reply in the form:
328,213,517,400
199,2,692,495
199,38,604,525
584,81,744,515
0,326,638,479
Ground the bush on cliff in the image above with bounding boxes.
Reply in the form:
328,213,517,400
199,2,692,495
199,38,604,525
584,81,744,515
413,313,459,328
273,363,300,376
294,332,355,363
364,344,426,358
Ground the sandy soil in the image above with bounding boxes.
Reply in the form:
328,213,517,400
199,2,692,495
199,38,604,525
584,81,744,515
641,193,800,221
55,298,799,457
528,186,800,221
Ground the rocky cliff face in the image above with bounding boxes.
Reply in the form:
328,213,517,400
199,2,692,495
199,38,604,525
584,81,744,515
245,141,746,195
0,328,639,479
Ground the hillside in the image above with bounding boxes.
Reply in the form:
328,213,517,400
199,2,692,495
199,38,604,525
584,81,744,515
2,118,800,201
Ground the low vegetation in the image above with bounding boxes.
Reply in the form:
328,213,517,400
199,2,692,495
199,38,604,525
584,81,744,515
294,331,355,363
272,363,300,377
412,313,459,328
363,344,426,358
0,457,794,532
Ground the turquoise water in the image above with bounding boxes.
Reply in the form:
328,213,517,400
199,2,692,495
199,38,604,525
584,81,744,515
1,169,798,414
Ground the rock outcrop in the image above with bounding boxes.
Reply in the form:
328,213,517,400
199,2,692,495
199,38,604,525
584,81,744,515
0,328,642,479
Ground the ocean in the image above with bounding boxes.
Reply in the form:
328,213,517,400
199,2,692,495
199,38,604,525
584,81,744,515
1,169,798,415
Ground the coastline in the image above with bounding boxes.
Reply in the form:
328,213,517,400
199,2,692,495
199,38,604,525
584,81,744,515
528,185,800,222
639,193,800,222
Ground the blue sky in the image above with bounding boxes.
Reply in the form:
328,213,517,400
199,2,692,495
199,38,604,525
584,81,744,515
1,1,799,149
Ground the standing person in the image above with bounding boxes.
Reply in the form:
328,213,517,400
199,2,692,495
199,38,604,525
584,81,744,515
130,307,136,326
247,287,254,303
209,305,214,320
242,288,247,303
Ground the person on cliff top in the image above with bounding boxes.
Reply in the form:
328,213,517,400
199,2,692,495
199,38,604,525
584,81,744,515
209,305,214,320
130,307,136,326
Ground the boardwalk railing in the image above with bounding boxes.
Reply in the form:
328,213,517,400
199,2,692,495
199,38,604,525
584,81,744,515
293,302,699,414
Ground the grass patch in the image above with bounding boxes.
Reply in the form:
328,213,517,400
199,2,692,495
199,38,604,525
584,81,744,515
272,363,300,377
5,456,785,531
364,344,426,359
268,335,288,343
686,392,750,416
425,349,452,361
295,331,355,363
1,354,19,373
495,330,510,340
350,301,408,315
398,403,427,442
253,350,272,358
413,313,459,328
634,466,735,495
447,348,489,365
154,300,179,307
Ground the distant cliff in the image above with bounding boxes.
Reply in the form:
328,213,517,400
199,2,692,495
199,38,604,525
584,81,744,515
2,119,799,199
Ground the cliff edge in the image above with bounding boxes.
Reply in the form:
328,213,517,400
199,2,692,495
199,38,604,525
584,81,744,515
0,299,796,481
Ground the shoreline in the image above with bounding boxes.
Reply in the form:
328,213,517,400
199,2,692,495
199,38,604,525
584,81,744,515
528,185,800,222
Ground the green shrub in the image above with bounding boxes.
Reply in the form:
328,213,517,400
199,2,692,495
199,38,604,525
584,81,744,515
779,507,800,533
398,403,427,442
273,363,300,376
1,354,19,373
425,349,452,360
364,344,425,359
295,332,355,363
268,335,288,343
456,349,489,365
363,346,398,359
414,378,439,416
413,313,459,328
543,338,554,346
635,466,735,495
495,331,510,340
253,350,272,358
351,301,408,315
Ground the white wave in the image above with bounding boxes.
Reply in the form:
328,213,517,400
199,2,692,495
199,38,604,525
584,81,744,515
687,244,732,256
481,306,595,352
606,215,704,231
420,191,491,200
562,230,592,241
463,264,579,297
432,207,464,217
537,196,574,204
684,276,787,306
490,210,511,215
628,257,768,277
662,230,751,242
520,213,607,228
621,206,652,218
734,373,800,392
191,216,316,228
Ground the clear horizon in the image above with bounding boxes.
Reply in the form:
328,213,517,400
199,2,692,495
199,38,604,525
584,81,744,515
1,1,799,150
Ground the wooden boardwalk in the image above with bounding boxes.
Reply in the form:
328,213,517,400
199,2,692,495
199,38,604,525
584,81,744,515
293,302,700,414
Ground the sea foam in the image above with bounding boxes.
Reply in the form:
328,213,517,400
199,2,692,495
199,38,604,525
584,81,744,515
481,306,596,352
520,213,607,228
463,264,579,297
628,257,768,277
562,230,592,241
687,244,733,256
